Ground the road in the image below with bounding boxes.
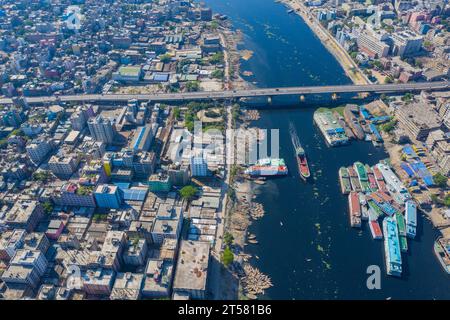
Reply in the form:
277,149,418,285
2,82,449,105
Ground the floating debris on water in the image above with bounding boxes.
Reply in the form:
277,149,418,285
322,260,332,270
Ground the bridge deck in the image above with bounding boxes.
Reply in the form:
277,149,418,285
1,82,449,105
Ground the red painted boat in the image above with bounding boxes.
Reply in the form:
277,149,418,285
290,122,310,180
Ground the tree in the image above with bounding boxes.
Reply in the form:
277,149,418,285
381,119,397,133
32,171,52,183
159,53,171,63
211,69,224,79
209,52,224,65
433,173,448,188
445,194,450,207
210,20,219,30
173,107,181,120
42,201,53,215
185,81,200,92
221,246,234,267
223,232,234,246
179,185,197,200
431,194,440,205
401,93,414,102
384,76,394,84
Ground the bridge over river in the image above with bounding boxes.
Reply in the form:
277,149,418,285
1,81,449,105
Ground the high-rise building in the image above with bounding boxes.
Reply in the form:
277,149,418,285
190,156,208,177
94,184,123,209
357,32,390,58
88,115,115,144
391,31,423,57
70,109,88,131
48,153,80,178
4,201,44,232
26,138,52,165
168,163,190,186
200,7,212,21
1,249,48,289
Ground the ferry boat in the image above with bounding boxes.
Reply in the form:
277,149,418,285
405,200,417,239
289,123,310,181
372,165,388,192
347,167,362,192
434,237,450,274
313,110,349,147
383,217,402,277
369,220,383,240
338,167,351,194
348,191,362,228
244,158,288,177
365,164,378,191
354,162,371,192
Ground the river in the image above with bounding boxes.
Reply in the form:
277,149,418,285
204,0,450,299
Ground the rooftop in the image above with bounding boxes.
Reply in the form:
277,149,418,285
173,240,210,292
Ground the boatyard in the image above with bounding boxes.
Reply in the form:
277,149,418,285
338,160,419,277
314,103,390,148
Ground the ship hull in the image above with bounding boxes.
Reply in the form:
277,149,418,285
298,155,310,181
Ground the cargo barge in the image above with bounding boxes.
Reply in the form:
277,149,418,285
339,167,351,194
367,199,383,219
383,217,402,277
395,210,408,254
365,164,378,191
405,200,417,239
354,162,371,192
369,220,383,240
348,191,362,228
372,165,388,192
347,166,362,192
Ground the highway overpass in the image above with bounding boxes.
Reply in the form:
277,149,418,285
1,81,449,105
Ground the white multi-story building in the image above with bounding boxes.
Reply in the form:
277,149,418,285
0,229,26,261
26,138,52,165
1,249,48,289
357,32,390,58
391,31,423,57
88,115,115,144
48,154,80,178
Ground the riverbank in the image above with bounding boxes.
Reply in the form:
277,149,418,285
279,0,369,85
